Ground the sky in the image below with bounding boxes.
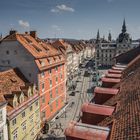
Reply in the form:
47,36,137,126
0,0,140,40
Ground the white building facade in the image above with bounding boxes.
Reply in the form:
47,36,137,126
0,98,8,140
95,20,139,67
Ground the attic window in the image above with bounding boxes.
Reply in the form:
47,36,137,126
10,78,17,83
6,50,9,55
20,92,24,103
13,95,18,108
32,44,42,52
41,61,45,67
48,58,52,64
28,87,32,97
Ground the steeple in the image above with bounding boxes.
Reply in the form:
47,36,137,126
96,29,100,43
108,31,112,42
122,18,126,33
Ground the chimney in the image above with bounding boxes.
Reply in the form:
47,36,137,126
9,30,17,35
30,31,37,38
25,31,28,34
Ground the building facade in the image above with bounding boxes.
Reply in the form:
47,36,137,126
0,68,41,140
0,31,66,124
0,96,8,140
95,20,139,67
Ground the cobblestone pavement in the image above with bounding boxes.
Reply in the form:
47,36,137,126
41,59,99,140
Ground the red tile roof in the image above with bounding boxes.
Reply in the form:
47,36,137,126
0,68,39,119
98,65,140,139
0,68,28,94
112,66,125,71
108,69,122,74
105,73,122,78
81,103,115,116
94,87,119,95
65,121,110,140
101,77,121,83
2,33,65,71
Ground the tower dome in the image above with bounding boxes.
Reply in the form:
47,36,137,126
116,19,132,43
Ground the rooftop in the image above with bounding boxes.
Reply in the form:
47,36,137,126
101,77,121,83
94,87,119,95
65,121,110,140
81,103,115,116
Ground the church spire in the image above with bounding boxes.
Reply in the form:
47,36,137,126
122,18,127,33
108,31,112,42
96,29,100,43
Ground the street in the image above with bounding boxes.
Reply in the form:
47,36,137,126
41,59,99,140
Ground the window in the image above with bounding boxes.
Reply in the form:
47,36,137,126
42,111,46,120
14,50,17,54
41,61,45,66
56,76,58,84
29,73,31,77
42,83,45,92
0,129,4,140
49,79,52,87
42,95,45,104
56,87,58,96
56,100,58,107
60,65,62,71
35,101,38,106
13,100,17,108
7,60,10,64
0,110,3,122
48,59,52,64
6,50,9,54
48,69,52,74
55,66,58,72
29,115,33,124
22,122,26,132
61,97,64,103
12,118,17,126
41,72,45,78
60,73,63,80
30,106,33,111
35,109,39,118
21,112,25,118
50,105,53,112
61,85,63,91
50,91,52,99
13,130,18,140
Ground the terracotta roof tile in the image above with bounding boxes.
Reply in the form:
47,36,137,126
65,121,110,140
0,68,28,94
81,103,115,116
98,66,140,140
105,73,122,78
108,69,122,74
94,87,119,95
102,77,121,83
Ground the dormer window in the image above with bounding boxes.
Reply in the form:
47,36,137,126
48,58,52,64
20,92,24,103
33,84,36,94
28,86,32,97
41,60,45,67
13,95,18,108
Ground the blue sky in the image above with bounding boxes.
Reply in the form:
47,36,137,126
0,0,140,39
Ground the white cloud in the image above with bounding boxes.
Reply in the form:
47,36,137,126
51,4,75,13
51,25,61,31
51,9,59,13
18,20,30,28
